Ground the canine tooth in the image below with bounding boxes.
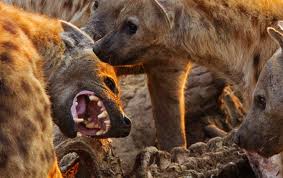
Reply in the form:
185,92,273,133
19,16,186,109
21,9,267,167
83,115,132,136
97,101,103,107
98,111,108,119
75,102,78,106
96,130,104,136
77,132,82,137
89,95,99,101
74,118,84,123
104,120,110,125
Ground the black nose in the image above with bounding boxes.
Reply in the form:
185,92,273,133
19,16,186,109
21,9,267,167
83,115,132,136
122,115,131,127
92,44,100,56
93,45,108,62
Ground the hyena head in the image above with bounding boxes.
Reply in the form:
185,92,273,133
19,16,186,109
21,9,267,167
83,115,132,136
234,22,283,157
48,21,131,138
83,0,126,41
92,0,179,66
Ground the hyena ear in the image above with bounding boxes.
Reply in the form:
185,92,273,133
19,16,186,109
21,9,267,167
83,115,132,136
267,26,283,49
152,0,175,29
60,20,94,48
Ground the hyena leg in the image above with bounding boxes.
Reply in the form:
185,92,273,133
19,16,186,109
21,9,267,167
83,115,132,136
146,61,191,151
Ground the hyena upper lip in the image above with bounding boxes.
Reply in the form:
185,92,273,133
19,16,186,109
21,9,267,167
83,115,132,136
70,90,111,137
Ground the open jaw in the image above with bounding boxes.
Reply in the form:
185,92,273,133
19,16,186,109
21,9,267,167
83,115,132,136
71,91,111,136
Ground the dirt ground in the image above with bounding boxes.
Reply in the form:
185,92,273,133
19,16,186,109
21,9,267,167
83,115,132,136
54,73,255,178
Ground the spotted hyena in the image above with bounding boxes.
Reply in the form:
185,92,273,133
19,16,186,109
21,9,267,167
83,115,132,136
92,0,283,151
0,2,130,177
234,22,283,158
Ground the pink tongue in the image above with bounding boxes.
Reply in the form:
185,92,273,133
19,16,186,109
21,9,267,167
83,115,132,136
76,96,87,116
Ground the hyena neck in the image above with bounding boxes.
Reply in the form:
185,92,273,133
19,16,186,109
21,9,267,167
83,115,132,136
0,2,65,77
170,0,282,91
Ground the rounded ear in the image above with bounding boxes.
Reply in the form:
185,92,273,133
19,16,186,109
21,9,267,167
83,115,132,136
267,27,283,49
152,0,175,29
60,20,94,48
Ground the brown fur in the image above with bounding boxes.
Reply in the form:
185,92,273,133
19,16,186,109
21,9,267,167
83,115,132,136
235,23,283,158
0,2,131,177
0,3,62,177
87,0,192,150
92,0,283,150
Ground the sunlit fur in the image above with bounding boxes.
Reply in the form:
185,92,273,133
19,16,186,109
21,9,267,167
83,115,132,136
0,2,64,177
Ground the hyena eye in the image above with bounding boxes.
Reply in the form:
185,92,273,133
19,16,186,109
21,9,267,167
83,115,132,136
255,95,266,110
104,77,118,94
126,21,138,35
93,0,99,10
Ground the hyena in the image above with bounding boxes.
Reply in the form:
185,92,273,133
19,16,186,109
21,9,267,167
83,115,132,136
92,0,283,149
85,0,201,151
0,2,130,177
234,22,283,158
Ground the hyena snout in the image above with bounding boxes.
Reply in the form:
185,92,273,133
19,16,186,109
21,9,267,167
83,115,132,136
106,113,131,138
93,37,113,63
233,121,259,150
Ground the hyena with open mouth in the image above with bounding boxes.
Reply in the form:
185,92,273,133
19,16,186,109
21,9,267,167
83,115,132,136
0,2,130,177
50,21,131,139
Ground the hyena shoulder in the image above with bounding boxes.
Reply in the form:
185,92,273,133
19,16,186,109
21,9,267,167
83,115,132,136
0,3,62,178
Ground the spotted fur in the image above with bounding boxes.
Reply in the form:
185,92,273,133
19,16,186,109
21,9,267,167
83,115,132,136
0,2,65,177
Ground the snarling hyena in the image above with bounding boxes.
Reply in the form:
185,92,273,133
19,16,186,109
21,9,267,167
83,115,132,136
92,0,283,150
0,2,130,177
234,22,283,158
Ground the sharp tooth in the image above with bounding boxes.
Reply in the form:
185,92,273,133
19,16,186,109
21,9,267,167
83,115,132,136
100,107,106,112
97,101,103,107
75,102,78,106
96,130,104,136
89,95,99,101
104,120,110,125
77,132,82,137
98,111,108,119
74,118,84,123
